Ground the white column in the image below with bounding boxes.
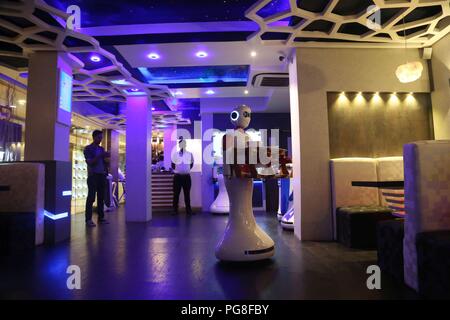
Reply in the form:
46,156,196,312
24,51,72,161
163,125,176,170
125,96,152,222
289,50,333,241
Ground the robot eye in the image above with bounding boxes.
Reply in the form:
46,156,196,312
230,111,239,121
243,111,251,118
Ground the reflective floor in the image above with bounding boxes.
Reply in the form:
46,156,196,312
0,208,417,299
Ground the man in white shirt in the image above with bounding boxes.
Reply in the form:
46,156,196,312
171,137,194,215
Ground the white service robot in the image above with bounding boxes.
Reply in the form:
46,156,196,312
210,162,230,214
277,179,283,221
215,105,275,261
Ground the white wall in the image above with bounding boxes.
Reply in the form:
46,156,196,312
431,32,450,139
290,48,430,240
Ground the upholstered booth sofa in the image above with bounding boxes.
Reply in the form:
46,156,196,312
0,162,45,254
330,157,404,249
403,141,450,298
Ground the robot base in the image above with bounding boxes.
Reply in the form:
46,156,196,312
280,208,294,231
210,205,229,214
210,174,230,215
215,177,274,261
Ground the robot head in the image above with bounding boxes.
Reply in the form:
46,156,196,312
178,136,186,150
230,105,251,129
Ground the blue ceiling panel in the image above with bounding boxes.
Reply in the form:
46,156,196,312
256,0,291,18
138,65,250,88
45,0,257,27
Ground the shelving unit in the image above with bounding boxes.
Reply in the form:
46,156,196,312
71,148,88,214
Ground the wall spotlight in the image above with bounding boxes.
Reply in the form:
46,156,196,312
174,91,183,96
244,90,249,95
250,51,257,57
206,89,215,95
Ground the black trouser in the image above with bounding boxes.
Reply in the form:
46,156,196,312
85,173,106,222
173,174,192,213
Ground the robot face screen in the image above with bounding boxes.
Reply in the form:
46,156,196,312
230,111,239,121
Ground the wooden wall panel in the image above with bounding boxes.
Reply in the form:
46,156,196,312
328,92,434,158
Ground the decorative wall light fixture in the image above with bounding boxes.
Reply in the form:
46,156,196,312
396,18,423,83
396,61,423,83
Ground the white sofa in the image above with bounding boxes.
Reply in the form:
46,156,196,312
330,156,404,240
403,141,450,291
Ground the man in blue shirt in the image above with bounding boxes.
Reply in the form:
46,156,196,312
84,130,110,227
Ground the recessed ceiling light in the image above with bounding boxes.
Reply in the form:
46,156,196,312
147,53,160,60
111,79,130,85
151,107,156,111
90,54,101,62
174,91,183,96
244,90,249,95
196,51,208,58
250,51,257,57
206,89,215,95
131,88,140,92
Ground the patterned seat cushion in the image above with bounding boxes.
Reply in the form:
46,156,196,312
337,206,395,249
0,212,36,255
330,158,380,239
416,230,450,299
377,219,405,283
0,163,45,246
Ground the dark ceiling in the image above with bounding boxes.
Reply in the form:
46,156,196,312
44,0,258,27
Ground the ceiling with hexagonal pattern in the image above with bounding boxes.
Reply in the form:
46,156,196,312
1,0,449,118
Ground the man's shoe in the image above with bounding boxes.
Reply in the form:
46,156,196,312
98,219,109,225
86,220,96,227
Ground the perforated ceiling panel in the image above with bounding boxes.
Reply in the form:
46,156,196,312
88,112,191,130
0,0,171,102
246,0,450,48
